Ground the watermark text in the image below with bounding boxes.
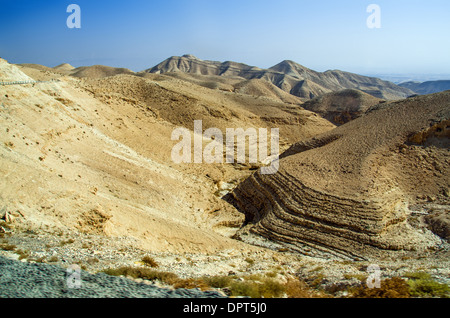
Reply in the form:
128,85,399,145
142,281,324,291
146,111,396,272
171,120,279,175
367,4,381,29
67,4,81,29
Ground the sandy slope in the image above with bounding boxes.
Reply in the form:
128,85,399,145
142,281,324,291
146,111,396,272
301,89,382,125
2,59,246,254
1,58,335,255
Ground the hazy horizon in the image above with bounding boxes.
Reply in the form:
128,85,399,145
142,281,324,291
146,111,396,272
1,0,449,81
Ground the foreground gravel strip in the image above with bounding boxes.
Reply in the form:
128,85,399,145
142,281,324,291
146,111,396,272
0,256,225,298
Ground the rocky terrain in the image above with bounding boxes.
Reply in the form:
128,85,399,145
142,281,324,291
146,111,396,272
1,57,449,298
0,255,224,298
228,91,450,262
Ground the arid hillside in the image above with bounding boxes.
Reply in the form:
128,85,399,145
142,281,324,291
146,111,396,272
301,89,383,125
228,91,450,260
1,58,334,255
1,60,238,254
17,63,135,79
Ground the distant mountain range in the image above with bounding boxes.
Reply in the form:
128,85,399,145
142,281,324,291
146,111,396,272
145,54,415,101
18,55,450,102
398,80,450,95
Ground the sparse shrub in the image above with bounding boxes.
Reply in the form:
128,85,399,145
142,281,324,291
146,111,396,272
202,275,232,289
405,272,449,298
0,243,16,251
309,273,326,288
311,266,324,272
87,257,100,265
100,265,334,298
350,277,410,298
265,271,277,278
404,271,432,280
230,280,260,298
343,273,367,282
59,238,75,246
173,278,210,291
142,255,158,267
285,278,321,298
257,278,286,298
0,221,11,230
102,266,179,285
34,256,46,263
229,277,286,298
16,249,30,260
48,256,58,263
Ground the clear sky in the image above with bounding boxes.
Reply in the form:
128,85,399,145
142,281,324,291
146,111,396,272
1,0,449,77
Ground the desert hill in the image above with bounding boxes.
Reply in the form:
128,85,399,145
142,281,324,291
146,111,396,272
144,71,304,105
16,63,135,79
69,65,135,78
53,63,76,73
82,72,334,147
301,89,383,125
146,55,415,100
17,62,75,74
145,54,264,77
233,78,303,104
228,91,450,260
0,58,334,255
399,80,450,95
14,61,334,145
16,60,303,105
269,60,415,100
1,58,245,254
16,63,55,73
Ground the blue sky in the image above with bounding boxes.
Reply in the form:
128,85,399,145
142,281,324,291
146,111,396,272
1,0,449,77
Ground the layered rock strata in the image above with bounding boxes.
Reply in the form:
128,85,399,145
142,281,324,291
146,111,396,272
228,92,450,260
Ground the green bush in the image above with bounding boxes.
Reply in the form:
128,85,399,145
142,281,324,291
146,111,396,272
202,275,232,289
405,272,449,298
258,278,286,298
230,277,286,298
102,267,320,298
230,280,260,298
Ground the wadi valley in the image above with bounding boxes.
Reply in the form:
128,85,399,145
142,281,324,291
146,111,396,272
1,55,449,298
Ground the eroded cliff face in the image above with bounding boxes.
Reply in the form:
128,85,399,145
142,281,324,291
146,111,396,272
228,92,450,260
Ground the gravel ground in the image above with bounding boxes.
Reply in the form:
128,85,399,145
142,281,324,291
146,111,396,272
0,255,225,298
